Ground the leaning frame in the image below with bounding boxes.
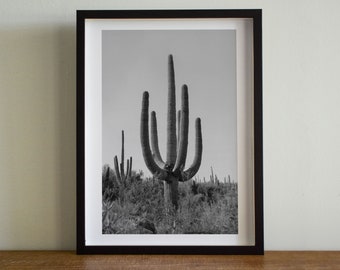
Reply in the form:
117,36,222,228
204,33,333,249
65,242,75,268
77,9,263,255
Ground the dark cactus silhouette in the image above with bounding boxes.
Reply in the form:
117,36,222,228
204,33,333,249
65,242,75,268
114,130,132,186
140,54,203,209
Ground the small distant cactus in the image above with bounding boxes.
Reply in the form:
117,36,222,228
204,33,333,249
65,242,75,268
140,54,203,209
210,167,214,183
113,130,132,186
210,166,221,184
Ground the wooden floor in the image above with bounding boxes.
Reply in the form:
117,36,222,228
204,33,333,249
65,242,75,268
0,251,339,269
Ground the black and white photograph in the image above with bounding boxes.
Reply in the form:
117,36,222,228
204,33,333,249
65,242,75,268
77,9,263,254
101,29,238,235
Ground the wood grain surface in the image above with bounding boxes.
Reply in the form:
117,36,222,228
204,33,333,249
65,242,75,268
0,251,339,269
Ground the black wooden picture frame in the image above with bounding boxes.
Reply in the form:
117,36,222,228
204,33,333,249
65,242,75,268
77,9,263,255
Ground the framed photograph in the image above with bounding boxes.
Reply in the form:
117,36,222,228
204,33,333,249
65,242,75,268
77,9,263,254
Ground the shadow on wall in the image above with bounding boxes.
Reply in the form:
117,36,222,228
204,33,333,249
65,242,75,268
56,26,77,250
0,25,76,249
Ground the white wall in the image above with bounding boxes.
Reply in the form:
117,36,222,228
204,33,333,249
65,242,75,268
0,0,339,250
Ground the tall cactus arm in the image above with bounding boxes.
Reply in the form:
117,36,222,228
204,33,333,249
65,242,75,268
177,110,181,146
181,118,203,181
120,130,125,181
166,54,177,167
174,85,189,174
140,91,167,178
150,111,166,168
126,159,130,181
127,156,132,178
113,156,122,185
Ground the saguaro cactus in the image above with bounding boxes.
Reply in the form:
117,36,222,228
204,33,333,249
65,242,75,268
210,166,215,184
114,130,132,186
140,54,203,209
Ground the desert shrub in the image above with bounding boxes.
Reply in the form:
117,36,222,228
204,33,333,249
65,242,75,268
102,167,238,234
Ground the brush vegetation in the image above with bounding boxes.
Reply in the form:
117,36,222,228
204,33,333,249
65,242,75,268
102,166,238,234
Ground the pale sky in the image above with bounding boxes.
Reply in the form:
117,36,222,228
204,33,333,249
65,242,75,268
102,29,237,182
